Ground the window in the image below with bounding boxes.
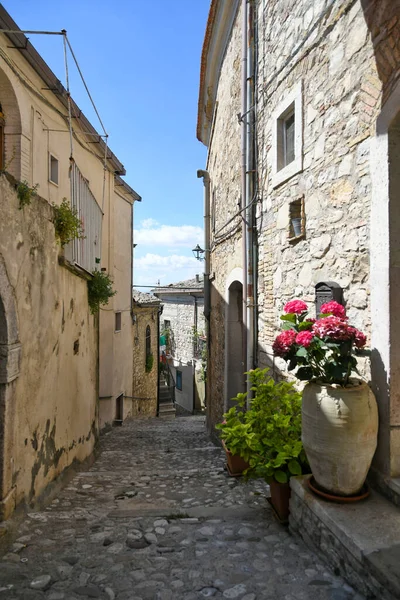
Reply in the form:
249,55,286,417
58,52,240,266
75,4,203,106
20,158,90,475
145,325,153,372
272,81,303,188
164,319,171,329
115,312,122,332
176,369,182,391
49,154,59,185
288,196,305,241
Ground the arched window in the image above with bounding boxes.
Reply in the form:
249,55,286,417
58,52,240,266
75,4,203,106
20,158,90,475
145,325,153,372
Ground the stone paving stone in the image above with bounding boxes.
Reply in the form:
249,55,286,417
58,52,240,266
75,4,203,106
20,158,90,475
0,416,367,599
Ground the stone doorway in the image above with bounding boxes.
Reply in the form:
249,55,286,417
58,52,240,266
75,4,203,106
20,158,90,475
225,280,245,409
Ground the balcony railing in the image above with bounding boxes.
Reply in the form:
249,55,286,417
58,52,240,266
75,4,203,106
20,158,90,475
64,160,103,274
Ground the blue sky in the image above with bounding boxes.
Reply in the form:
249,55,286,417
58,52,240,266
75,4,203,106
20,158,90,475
5,0,209,288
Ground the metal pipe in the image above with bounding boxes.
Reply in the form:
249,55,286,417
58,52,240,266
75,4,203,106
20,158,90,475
241,0,248,389
246,0,256,405
197,169,211,320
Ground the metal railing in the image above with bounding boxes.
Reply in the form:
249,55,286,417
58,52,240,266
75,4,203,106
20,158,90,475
65,160,103,274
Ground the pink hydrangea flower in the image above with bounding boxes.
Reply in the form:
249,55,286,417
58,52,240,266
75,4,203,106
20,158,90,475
272,329,297,357
320,301,347,319
296,331,315,348
283,299,308,315
348,327,367,348
313,316,354,342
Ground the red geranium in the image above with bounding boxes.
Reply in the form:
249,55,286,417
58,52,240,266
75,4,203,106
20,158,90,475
283,299,308,314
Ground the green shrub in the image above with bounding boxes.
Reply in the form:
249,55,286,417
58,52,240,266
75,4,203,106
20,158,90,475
17,181,38,209
53,198,85,247
87,270,116,315
216,368,308,484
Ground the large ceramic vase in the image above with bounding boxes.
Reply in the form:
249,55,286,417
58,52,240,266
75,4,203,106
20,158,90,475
302,381,378,496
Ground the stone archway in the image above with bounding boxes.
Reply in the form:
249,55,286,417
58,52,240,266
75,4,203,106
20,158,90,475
0,254,21,519
224,268,246,410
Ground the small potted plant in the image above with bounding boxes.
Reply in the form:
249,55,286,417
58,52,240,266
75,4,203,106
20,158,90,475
217,369,308,519
273,299,378,498
216,406,251,476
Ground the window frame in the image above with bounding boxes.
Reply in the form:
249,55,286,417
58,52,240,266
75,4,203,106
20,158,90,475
49,153,59,186
176,369,182,391
272,81,303,188
115,312,122,332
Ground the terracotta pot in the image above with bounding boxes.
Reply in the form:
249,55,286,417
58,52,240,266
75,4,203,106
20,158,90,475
269,479,291,521
222,441,249,475
302,381,378,496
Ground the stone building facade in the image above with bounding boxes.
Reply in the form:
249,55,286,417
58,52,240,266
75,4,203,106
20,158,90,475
154,277,206,414
197,0,400,496
131,291,161,418
0,7,139,516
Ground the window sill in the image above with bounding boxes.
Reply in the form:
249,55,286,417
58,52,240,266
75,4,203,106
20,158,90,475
272,156,303,189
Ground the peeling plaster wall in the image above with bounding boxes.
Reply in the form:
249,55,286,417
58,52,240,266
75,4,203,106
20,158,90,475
0,176,98,517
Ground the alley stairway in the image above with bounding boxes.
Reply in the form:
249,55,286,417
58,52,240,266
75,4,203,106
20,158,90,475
158,372,176,419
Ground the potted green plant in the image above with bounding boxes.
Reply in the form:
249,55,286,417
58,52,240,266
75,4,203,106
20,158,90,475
217,369,308,519
273,299,378,498
216,407,251,476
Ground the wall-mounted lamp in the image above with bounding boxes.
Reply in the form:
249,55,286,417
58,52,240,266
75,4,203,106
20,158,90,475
192,244,205,261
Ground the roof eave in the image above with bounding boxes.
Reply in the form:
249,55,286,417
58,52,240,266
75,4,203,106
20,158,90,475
196,0,240,146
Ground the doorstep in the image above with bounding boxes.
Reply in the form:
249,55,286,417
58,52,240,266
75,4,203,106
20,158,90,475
289,475,400,600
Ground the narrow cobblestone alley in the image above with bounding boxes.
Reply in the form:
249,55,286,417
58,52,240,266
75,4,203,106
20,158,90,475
0,417,366,600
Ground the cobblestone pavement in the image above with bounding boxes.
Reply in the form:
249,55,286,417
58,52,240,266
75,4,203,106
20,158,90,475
0,416,366,600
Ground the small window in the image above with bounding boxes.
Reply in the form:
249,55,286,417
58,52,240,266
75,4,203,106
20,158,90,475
164,319,171,329
176,370,182,391
288,196,305,241
272,81,303,188
49,154,59,185
115,312,122,332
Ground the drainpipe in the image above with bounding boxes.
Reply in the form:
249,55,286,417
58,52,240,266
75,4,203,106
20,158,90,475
241,0,248,394
246,0,256,406
197,169,210,420
240,0,247,394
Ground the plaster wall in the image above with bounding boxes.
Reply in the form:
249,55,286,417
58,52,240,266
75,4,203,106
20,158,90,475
0,175,97,517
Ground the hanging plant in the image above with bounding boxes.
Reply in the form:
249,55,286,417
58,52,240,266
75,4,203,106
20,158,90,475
17,181,39,209
53,198,85,247
87,270,116,315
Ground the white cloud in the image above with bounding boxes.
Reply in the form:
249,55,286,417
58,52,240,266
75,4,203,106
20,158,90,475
133,253,201,289
134,224,203,247
140,218,159,228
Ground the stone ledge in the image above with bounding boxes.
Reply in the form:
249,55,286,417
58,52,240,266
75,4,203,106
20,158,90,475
289,475,400,600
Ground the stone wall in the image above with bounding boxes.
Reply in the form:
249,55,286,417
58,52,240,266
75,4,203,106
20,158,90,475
256,0,380,370
204,0,400,435
205,4,244,435
0,174,98,518
132,304,159,418
161,297,205,366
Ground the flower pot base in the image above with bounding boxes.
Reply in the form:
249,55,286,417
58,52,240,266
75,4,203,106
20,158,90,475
225,462,245,477
266,497,289,525
307,475,370,503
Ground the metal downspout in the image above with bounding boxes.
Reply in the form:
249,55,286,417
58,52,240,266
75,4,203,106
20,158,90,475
246,0,256,405
197,169,211,418
241,0,248,393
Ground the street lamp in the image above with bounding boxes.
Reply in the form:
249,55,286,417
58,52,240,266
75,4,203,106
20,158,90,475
192,244,205,261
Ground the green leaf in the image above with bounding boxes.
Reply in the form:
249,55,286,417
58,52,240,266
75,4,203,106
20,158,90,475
288,459,302,475
274,470,288,483
295,347,308,358
280,313,296,323
298,321,313,331
281,322,297,331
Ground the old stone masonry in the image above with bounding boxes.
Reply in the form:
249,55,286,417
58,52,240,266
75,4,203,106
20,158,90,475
0,417,365,600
